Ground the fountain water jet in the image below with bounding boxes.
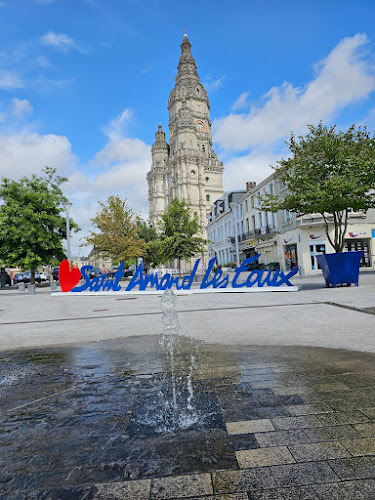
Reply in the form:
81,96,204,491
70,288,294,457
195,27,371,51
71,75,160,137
159,289,198,429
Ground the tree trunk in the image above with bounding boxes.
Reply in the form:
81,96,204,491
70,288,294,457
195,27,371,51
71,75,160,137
31,269,35,285
178,258,181,278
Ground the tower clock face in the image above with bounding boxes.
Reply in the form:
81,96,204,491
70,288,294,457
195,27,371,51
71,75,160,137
195,120,205,132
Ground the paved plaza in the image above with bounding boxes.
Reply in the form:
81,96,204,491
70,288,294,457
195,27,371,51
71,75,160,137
1,271,375,499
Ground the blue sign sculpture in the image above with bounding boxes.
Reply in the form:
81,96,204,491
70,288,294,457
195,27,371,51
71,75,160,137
71,254,298,293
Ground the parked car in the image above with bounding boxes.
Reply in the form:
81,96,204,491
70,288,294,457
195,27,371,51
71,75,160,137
107,266,118,278
22,271,42,284
263,262,280,271
0,271,12,286
13,273,24,284
39,272,48,281
52,267,59,281
88,267,104,279
124,268,134,277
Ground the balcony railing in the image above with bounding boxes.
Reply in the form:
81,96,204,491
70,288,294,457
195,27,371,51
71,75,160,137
236,226,276,242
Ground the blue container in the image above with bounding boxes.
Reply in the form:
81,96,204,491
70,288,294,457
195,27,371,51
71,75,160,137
316,251,363,288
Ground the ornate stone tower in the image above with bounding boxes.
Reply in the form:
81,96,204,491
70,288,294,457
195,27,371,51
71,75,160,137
147,34,224,231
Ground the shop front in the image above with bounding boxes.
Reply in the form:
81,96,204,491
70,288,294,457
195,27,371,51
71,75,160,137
309,241,326,270
344,238,371,267
284,243,298,271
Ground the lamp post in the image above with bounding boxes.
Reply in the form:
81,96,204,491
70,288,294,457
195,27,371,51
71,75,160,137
62,201,72,264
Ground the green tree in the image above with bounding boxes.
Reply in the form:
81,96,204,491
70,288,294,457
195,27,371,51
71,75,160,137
154,198,206,275
85,195,148,264
0,167,79,284
262,123,375,252
136,219,158,271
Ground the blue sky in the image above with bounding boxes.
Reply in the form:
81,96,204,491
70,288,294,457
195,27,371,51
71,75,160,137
1,0,375,255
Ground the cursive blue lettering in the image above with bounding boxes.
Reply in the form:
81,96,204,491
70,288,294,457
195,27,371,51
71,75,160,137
71,265,92,292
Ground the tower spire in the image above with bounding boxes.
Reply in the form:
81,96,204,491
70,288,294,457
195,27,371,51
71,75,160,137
176,33,199,83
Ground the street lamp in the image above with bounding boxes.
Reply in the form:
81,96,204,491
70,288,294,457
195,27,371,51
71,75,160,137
62,201,72,264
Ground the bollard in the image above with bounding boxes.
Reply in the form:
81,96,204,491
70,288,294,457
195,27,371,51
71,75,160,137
27,284,36,295
18,282,25,292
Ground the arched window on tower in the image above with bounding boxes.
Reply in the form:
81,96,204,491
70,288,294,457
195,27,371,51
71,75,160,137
206,194,210,202
202,145,205,153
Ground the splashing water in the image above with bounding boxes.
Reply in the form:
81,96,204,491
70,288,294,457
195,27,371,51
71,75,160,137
159,288,198,428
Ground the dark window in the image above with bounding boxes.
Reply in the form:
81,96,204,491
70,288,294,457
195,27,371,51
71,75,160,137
205,177,209,182
206,194,210,202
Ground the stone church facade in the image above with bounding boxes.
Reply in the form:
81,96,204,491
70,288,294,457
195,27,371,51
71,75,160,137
147,35,224,234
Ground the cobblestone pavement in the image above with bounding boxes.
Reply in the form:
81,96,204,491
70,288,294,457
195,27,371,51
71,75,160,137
1,336,375,499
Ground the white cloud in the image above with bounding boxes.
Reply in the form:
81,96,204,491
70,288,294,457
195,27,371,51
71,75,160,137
203,75,225,92
11,98,33,117
41,32,87,54
102,108,133,141
0,132,76,179
89,134,151,213
0,102,150,255
223,150,283,193
63,109,152,254
213,33,375,152
232,91,250,111
0,70,24,90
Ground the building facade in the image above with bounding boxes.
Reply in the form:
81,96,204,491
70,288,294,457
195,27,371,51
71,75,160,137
207,172,375,274
207,191,245,265
147,35,224,233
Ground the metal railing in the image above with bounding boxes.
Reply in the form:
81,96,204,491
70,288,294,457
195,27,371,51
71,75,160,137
237,226,276,242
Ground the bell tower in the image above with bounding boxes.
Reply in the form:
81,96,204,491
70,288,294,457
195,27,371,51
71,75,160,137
147,35,224,231
147,123,169,226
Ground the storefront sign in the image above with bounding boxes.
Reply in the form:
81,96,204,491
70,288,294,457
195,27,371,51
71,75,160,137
59,254,299,293
349,232,367,237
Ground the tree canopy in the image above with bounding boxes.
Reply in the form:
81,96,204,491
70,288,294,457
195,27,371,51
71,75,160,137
0,167,79,282
153,198,206,274
136,219,158,270
84,195,148,265
262,122,375,252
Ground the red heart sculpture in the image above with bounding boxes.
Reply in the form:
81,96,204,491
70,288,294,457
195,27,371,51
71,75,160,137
59,260,81,292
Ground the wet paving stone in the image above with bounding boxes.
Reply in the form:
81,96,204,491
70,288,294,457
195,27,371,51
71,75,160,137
288,440,352,461
150,473,213,499
269,461,340,487
312,479,375,500
236,446,296,468
1,338,375,497
254,429,312,447
303,424,361,442
328,456,375,480
212,467,277,493
248,486,320,499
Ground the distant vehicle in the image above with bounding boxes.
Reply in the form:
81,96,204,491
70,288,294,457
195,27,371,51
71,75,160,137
88,267,104,279
263,262,280,271
52,267,59,281
107,266,119,278
22,271,42,284
13,273,24,284
39,272,48,281
124,268,134,277
1,271,12,286
107,266,133,278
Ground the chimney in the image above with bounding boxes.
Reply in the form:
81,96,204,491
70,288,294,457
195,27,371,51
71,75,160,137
246,181,256,192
